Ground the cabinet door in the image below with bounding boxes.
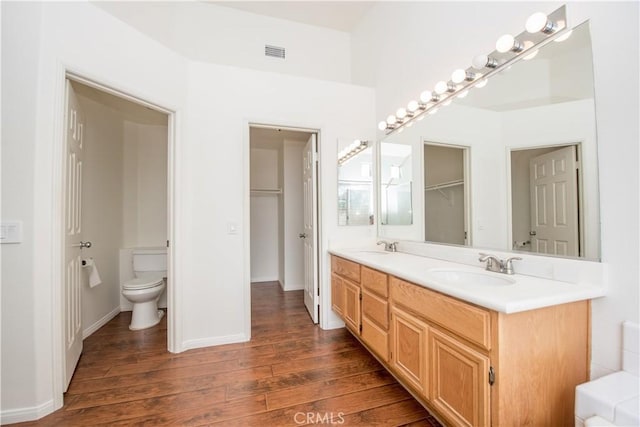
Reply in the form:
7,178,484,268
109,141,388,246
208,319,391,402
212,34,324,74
331,273,344,317
390,306,429,398
343,279,360,334
430,327,490,427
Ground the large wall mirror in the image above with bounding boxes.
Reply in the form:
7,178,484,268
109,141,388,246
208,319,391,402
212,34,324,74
378,21,600,260
338,140,374,226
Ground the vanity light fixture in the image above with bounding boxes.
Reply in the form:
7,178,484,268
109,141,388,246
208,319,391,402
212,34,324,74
472,54,498,70
377,5,568,134
338,139,369,165
434,81,449,95
526,12,557,34
496,34,524,53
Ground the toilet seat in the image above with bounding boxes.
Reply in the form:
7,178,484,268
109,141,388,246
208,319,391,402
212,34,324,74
123,276,164,291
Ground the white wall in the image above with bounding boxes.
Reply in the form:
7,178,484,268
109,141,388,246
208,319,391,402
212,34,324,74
122,122,168,248
93,1,352,84
0,2,376,421
183,62,375,350
249,147,280,282
1,1,189,422
353,1,639,379
1,2,43,419
76,93,124,338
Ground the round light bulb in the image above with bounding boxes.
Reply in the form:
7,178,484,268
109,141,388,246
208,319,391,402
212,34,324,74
434,81,448,95
496,34,516,53
526,12,549,33
378,121,387,131
407,100,419,112
476,79,488,88
451,69,467,84
396,107,407,119
419,90,433,103
472,54,495,70
386,115,396,125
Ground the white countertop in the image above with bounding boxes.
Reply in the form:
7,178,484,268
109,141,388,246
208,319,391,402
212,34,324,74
329,248,605,314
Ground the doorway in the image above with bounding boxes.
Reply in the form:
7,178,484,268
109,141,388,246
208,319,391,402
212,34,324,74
248,125,320,327
61,76,173,390
423,142,471,246
510,144,583,257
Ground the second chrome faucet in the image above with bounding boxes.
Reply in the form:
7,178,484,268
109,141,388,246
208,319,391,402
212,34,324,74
478,253,522,275
377,240,398,252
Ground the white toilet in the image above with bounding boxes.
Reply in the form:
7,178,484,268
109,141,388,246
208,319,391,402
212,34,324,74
122,249,167,330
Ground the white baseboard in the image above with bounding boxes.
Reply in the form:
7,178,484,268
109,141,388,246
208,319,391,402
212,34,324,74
82,306,120,339
181,333,248,352
251,276,279,283
0,399,54,425
326,319,346,330
281,282,304,291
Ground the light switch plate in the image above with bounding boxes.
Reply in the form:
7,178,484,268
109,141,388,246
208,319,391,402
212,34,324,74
1,221,23,244
227,222,239,235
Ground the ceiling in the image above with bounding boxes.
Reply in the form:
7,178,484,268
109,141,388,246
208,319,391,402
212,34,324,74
209,1,376,32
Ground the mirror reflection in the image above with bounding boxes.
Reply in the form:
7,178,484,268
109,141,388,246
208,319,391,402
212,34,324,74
338,142,373,226
377,22,600,260
380,141,412,225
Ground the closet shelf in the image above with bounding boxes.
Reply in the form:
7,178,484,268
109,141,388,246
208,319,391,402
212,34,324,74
425,179,464,191
250,188,282,196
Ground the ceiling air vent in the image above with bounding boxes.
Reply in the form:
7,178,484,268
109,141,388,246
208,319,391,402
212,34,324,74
265,44,286,59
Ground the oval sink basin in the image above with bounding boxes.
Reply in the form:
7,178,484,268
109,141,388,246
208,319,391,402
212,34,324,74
429,268,516,286
353,250,390,256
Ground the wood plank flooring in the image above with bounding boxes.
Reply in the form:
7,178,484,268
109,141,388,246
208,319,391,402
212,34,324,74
19,282,442,426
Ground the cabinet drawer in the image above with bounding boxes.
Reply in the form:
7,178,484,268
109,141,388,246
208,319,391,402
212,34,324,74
362,316,389,362
331,256,361,283
362,288,389,330
362,266,388,297
390,276,492,351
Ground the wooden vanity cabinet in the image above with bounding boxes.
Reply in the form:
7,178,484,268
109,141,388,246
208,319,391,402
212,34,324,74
331,256,361,334
361,266,390,361
330,255,589,426
390,305,429,397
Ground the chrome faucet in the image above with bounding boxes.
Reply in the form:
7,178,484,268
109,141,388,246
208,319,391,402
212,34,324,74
478,253,522,275
377,240,398,252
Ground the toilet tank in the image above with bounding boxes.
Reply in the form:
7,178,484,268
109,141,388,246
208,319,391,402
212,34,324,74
132,248,167,276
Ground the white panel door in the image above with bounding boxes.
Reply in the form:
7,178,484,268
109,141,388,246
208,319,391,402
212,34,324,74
302,134,319,323
63,80,85,390
529,146,579,257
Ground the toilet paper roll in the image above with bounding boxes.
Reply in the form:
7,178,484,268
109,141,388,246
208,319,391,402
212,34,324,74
83,258,102,288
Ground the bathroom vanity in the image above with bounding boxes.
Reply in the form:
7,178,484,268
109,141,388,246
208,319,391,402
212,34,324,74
330,250,603,426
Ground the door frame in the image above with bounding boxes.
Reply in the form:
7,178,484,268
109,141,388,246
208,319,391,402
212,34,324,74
505,141,584,255
52,69,179,408
244,121,322,339
422,140,472,246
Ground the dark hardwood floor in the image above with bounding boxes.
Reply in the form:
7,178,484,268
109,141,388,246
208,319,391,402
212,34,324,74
20,282,442,426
